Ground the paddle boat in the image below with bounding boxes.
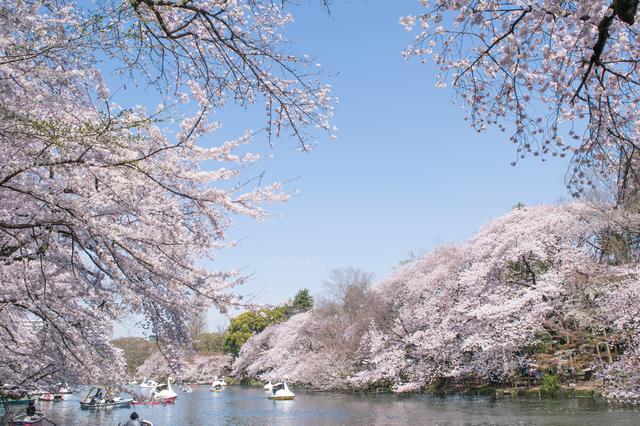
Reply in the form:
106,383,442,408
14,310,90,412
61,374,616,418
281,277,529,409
10,413,45,426
0,392,35,406
211,376,227,387
55,383,73,394
181,385,193,393
79,387,133,409
210,383,223,392
139,377,158,388
38,393,62,402
150,378,177,403
263,380,273,391
267,381,295,400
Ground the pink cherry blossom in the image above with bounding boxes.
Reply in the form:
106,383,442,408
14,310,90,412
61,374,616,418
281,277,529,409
403,1,640,199
0,0,333,386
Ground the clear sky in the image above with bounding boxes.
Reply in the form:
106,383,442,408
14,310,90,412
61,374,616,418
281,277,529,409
115,1,570,336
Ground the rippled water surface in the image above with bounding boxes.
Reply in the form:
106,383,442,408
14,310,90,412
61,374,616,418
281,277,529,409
10,385,640,425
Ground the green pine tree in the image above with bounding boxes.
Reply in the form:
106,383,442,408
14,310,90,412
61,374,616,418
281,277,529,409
290,288,314,315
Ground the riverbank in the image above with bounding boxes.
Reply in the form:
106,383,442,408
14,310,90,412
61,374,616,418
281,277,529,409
233,376,605,402
422,378,604,400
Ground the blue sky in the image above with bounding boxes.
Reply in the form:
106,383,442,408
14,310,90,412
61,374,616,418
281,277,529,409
115,1,570,336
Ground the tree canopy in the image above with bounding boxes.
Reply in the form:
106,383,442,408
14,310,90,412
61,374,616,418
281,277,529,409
223,307,290,357
233,203,640,403
0,0,333,386
289,288,314,315
223,288,316,356
402,1,640,201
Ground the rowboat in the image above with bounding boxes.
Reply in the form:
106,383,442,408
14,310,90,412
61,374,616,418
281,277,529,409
1,396,35,405
11,414,44,426
79,387,133,410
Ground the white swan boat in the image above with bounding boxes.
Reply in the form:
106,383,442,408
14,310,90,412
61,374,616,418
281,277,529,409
263,380,273,391
151,378,177,403
139,377,158,388
209,376,227,391
212,376,227,386
267,381,295,400
55,383,73,394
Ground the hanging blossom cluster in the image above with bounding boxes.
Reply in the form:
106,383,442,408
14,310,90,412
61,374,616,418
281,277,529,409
233,203,640,402
402,1,640,198
0,0,334,386
107,0,337,148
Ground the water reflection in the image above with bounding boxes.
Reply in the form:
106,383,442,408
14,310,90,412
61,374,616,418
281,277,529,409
26,385,640,426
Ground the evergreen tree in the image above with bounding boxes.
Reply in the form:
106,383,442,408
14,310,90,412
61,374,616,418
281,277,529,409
290,288,314,315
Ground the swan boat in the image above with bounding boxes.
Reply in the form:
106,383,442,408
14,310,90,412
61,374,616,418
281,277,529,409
267,381,295,400
151,379,177,403
55,383,73,394
139,377,158,388
211,376,227,386
209,376,227,392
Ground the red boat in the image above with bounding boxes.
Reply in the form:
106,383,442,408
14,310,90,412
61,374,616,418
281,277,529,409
150,379,177,404
131,400,162,406
38,393,62,402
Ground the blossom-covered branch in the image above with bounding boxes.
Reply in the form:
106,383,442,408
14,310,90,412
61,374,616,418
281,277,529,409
0,0,333,386
402,1,640,200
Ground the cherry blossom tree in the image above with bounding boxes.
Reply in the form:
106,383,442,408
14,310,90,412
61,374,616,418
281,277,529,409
233,269,388,390
402,1,640,200
600,274,640,403
0,0,333,386
234,203,640,401
137,351,232,384
356,204,602,390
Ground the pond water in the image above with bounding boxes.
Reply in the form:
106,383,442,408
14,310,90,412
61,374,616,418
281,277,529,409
23,385,640,425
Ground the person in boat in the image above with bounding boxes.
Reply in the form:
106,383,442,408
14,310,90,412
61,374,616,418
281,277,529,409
26,401,36,417
124,412,142,426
